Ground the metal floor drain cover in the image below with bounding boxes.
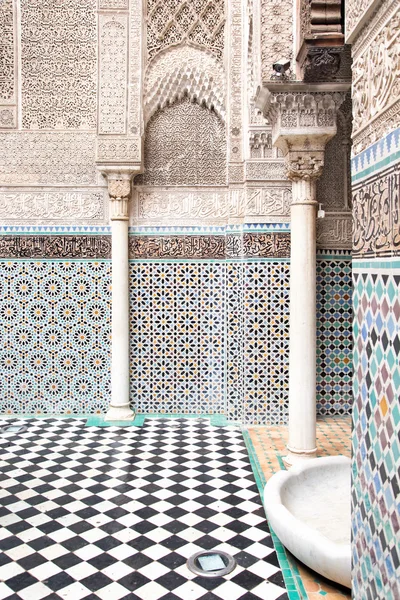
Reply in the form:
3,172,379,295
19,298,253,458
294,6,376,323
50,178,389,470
0,425,28,434
187,551,236,577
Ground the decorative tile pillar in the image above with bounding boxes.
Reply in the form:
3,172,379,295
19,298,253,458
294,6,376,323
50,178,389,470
256,85,347,465
102,169,140,421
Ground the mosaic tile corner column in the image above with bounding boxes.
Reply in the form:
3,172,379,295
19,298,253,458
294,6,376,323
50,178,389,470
256,87,347,464
104,170,140,421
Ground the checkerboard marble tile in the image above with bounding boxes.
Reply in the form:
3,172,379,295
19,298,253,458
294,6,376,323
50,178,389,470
0,418,288,600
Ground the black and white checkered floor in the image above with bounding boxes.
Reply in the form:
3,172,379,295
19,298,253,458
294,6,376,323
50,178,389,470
0,418,288,600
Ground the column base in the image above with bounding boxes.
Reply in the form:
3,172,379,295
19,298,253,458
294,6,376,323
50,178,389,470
283,446,317,469
106,404,135,422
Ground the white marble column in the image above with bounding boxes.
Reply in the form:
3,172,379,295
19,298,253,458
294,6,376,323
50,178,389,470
284,153,324,466
105,172,134,421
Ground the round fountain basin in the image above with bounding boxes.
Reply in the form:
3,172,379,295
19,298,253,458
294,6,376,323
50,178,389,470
263,455,351,588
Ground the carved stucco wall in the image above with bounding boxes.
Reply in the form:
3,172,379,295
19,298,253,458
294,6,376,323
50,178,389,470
260,0,293,80
21,0,97,130
138,98,226,187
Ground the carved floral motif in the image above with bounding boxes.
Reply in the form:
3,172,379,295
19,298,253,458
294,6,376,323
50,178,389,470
98,15,128,135
261,0,293,79
0,0,15,103
0,133,97,186
146,0,225,62
20,0,97,129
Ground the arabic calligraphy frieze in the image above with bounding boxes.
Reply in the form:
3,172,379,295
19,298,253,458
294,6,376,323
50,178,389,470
129,233,291,259
353,163,400,257
0,236,111,259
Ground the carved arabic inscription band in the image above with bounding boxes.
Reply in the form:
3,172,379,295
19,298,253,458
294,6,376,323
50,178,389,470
0,234,291,260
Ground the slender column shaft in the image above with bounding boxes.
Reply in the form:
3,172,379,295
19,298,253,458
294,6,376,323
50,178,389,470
110,217,131,416
285,178,318,466
106,181,134,421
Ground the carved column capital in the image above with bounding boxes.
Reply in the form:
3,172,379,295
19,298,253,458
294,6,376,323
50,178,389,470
101,168,141,222
255,85,347,191
285,150,325,181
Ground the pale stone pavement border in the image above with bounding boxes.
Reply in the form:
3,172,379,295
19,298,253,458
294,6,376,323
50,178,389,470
248,416,352,600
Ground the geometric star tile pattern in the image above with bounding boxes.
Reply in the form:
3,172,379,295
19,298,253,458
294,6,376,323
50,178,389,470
0,260,111,416
316,258,352,416
0,418,288,600
352,269,400,600
129,262,226,417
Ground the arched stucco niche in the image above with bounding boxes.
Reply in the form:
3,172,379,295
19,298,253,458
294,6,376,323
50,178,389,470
137,96,227,186
139,43,227,186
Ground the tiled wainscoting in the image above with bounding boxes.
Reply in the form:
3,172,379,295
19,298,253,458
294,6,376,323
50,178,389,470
352,263,400,600
0,260,112,416
316,257,352,416
0,229,352,424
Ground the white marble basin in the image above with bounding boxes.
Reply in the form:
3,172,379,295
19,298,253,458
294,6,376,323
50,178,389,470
263,455,351,588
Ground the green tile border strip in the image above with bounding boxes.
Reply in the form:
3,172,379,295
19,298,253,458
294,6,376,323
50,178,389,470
242,430,307,600
352,259,400,270
351,150,400,183
84,413,240,428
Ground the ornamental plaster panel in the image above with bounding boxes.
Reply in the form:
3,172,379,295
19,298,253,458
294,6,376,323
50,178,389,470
133,185,291,225
146,0,225,62
20,0,97,130
96,137,140,163
245,161,287,180
229,164,245,183
345,0,381,44
0,0,17,129
351,2,400,153
99,0,128,7
229,0,244,162
0,0,15,103
245,187,291,217
0,191,107,225
317,95,352,210
0,133,98,186
98,14,128,135
137,98,226,186
128,0,142,138
260,0,293,80
135,189,233,222
0,107,17,129
352,163,400,257
144,45,226,123
316,214,352,249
